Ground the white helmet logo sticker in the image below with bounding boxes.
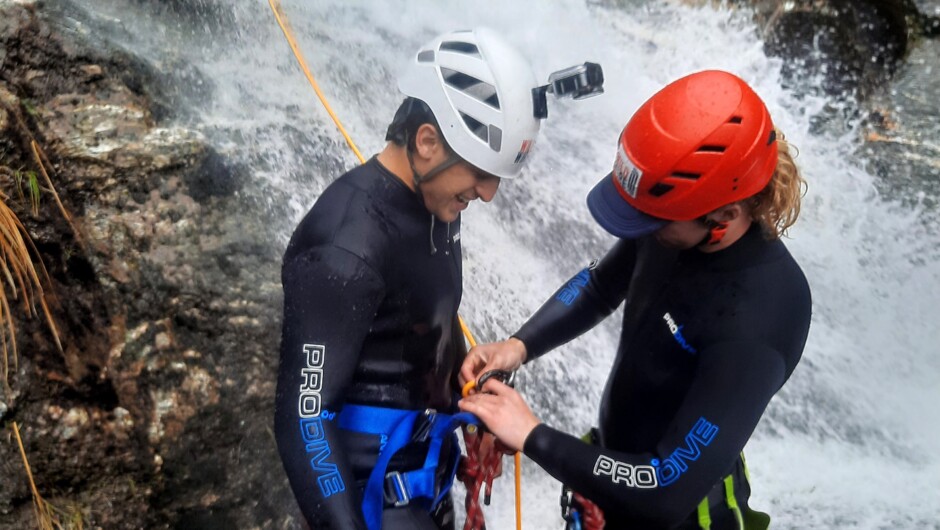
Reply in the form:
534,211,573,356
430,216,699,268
614,143,642,198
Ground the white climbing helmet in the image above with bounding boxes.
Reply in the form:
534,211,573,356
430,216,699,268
397,27,541,179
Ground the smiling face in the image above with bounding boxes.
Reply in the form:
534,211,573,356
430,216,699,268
421,161,500,223
406,122,502,222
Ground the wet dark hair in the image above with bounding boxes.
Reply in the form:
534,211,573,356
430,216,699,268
385,97,451,153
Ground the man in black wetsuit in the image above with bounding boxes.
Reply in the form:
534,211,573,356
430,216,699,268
274,28,554,530
459,70,812,529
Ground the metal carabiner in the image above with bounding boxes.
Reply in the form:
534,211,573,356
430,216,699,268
461,369,516,397
476,369,515,390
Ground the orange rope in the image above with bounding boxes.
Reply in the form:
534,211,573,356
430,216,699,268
458,315,477,348
514,452,522,530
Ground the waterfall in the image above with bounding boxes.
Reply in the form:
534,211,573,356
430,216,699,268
65,0,940,527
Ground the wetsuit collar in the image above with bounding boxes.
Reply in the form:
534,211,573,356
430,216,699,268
678,223,785,271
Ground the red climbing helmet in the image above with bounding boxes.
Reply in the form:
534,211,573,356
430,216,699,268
587,70,778,238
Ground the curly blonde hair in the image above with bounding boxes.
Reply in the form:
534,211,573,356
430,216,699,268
747,129,806,239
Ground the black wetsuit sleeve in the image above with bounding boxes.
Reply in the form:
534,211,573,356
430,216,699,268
523,340,786,527
514,240,636,360
275,245,385,530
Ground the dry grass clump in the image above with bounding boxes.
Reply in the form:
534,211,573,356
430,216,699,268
2,97,78,529
0,141,64,396
12,422,85,530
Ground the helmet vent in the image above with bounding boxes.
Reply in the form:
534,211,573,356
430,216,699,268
649,183,674,197
441,68,501,109
488,125,502,151
697,145,726,153
417,50,435,63
729,116,743,124
440,41,481,57
460,112,489,144
671,172,701,180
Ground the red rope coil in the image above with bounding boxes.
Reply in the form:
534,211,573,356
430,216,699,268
457,424,510,530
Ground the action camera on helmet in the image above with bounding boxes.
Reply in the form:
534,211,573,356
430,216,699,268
533,62,605,119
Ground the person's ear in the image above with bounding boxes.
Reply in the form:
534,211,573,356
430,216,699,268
710,203,743,223
413,123,443,161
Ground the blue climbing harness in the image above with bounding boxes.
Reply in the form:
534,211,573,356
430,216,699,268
337,403,479,530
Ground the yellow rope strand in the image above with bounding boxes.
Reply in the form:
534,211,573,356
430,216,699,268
267,0,366,164
458,315,478,348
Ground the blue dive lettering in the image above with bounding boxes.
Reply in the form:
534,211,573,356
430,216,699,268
556,269,591,306
652,417,718,486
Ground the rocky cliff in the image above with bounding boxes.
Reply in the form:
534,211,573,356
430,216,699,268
0,1,295,528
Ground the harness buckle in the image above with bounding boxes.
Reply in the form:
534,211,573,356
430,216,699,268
412,408,437,443
384,471,411,507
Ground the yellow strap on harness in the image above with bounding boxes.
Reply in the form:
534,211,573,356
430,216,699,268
697,453,772,530
697,498,712,529
723,474,745,529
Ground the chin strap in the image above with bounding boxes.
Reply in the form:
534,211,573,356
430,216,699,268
405,135,462,205
405,140,462,255
698,217,729,247
411,152,462,188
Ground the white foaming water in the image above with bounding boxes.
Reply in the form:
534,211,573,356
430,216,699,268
70,0,940,527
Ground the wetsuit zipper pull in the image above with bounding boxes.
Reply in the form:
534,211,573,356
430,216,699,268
445,222,451,255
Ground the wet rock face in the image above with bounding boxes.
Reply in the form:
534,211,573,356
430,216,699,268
671,0,934,97
0,2,296,529
750,0,925,97
746,0,940,213
860,36,940,211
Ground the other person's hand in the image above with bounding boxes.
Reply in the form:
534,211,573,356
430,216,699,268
459,337,527,387
458,379,540,453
